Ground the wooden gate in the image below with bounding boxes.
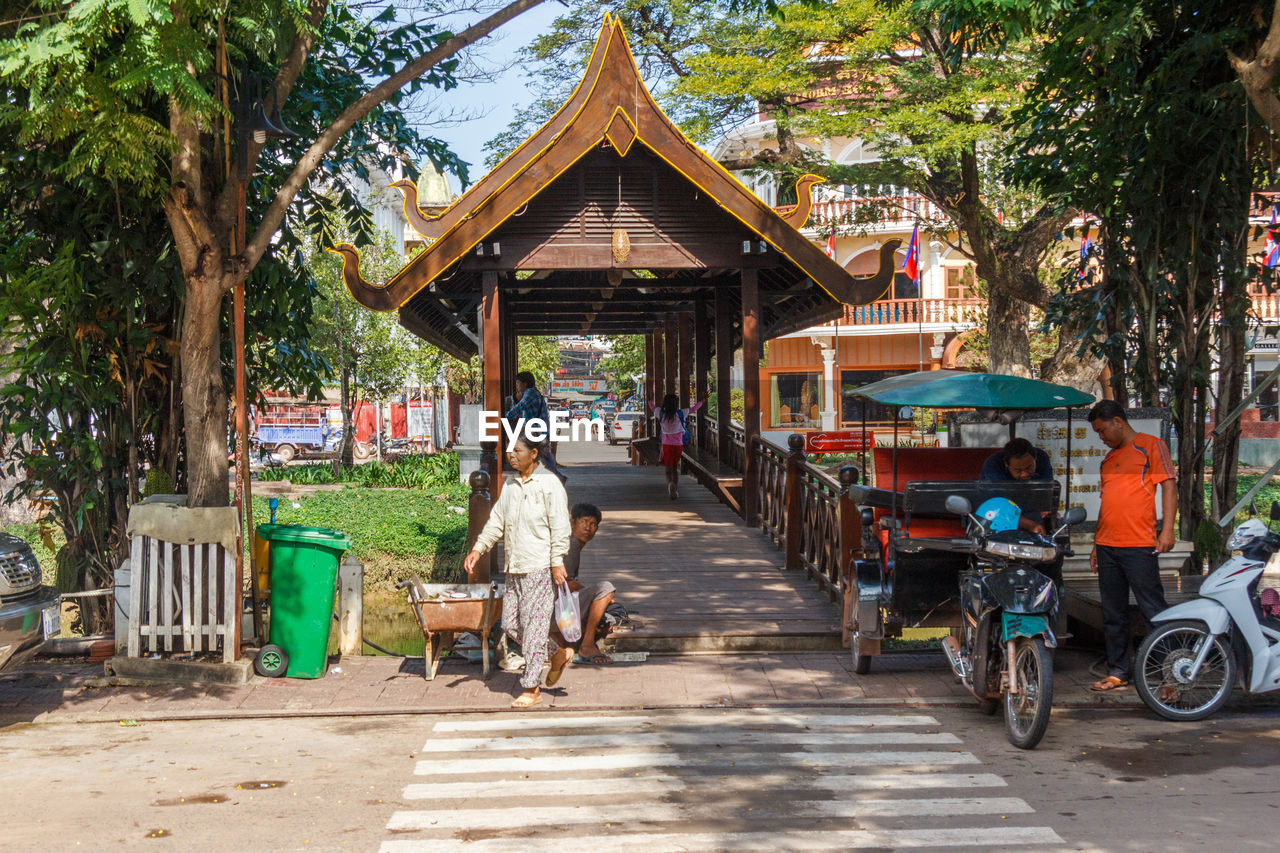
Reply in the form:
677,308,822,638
126,533,238,662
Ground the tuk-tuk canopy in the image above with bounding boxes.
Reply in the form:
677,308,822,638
847,370,1094,409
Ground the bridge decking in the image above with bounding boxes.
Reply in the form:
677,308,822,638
555,439,842,653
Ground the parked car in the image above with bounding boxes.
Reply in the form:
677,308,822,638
610,411,642,445
0,533,58,672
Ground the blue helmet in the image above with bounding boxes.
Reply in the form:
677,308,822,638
976,497,1022,532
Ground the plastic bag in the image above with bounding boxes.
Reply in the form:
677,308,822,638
554,583,582,643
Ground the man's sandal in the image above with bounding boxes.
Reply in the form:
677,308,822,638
1090,676,1129,692
1158,685,1182,703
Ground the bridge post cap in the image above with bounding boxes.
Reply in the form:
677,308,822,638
838,465,861,486
469,470,490,491
787,433,805,453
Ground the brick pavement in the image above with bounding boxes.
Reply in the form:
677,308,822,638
14,645,1279,726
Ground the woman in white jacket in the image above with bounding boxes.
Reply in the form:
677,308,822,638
464,434,573,708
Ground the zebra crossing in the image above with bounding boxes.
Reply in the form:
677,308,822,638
379,708,1064,852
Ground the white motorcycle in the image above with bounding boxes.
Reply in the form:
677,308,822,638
1134,501,1280,721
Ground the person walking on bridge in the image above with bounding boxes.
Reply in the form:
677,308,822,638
652,393,703,500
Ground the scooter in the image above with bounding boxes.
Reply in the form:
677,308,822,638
938,496,1087,749
1134,500,1280,721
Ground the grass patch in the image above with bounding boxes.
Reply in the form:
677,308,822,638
257,452,460,489
251,483,471,593
1214,474,1280,524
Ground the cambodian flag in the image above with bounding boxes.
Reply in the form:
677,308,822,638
903,225,919,283
1264,206,1280,269
825,223,836,259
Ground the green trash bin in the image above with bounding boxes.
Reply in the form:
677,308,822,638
256,524,352,679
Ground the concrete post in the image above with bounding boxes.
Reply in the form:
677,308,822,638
337,556,364,656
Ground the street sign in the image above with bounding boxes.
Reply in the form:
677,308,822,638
804,431,870,453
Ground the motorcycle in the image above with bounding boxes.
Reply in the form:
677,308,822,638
937,495,1087,749
1134,500,1280,721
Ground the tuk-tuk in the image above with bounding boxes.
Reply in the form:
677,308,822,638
843,370,1094,669
843,370,1094,748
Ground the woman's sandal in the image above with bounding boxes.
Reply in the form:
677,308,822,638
1090,675,1129,692
545,648,573,687
511,690,541,709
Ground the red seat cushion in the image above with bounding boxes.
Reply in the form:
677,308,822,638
870,447,1000,563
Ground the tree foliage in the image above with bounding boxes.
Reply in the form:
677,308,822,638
0,0,546,506
998,0,1266,539
599,334,646,399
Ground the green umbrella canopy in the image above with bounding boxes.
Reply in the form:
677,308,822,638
846,370,1094,410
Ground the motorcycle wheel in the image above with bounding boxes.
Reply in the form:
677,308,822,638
1134,620,1236,722
850,631,872,675
1005,636,1053,750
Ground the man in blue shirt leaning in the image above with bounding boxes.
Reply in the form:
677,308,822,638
978,437,1053,534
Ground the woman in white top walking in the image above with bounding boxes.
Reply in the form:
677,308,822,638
651,393,703,500
464,434,573,708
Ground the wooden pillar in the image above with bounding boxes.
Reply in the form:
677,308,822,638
741,268,761,525
693,295,710,450
785,433,805,570
467,469,494,582
643,331,654,437
652,324,665,423
664,315,677,403
678,313,692,410
838,464,864,644
715,283,733,465
502,296,517,404
482,270,503,495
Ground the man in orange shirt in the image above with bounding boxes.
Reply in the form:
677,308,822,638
1087,400,1177,691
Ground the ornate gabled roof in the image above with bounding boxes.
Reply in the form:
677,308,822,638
333,15,895,356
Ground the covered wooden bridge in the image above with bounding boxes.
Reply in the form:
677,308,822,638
334,16,895,645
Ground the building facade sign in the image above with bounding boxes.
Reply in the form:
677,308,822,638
549,378,609,394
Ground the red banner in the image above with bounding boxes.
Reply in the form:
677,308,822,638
804,431,870,454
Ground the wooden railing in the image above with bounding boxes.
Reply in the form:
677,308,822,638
840,298,984,327
809,195,946,228
794,460,847,599
754,437,789,548
750,434,864,628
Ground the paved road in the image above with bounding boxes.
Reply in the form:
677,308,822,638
4,704,1278,851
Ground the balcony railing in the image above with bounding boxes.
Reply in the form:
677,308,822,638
1253,292,1280,321
836,298,984,327
809,196,945,228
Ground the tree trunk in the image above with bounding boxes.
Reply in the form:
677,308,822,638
1173,359,1207,542
1041,323,1107,395
986,287,1032,377
181,276,231,507
340,367,355,467
1211,280,1248,531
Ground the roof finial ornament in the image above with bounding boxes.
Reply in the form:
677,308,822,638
773,174,826,228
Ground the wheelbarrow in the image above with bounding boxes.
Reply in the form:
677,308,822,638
397,575,505,680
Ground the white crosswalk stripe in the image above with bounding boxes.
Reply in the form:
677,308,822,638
382,708,1063,852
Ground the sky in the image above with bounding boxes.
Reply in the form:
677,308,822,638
426,2,566,194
